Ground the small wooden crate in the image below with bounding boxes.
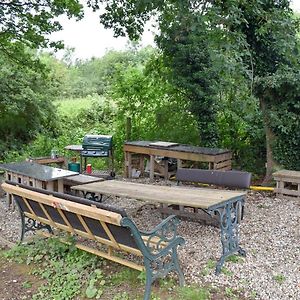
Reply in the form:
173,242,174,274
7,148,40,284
273,170,300,200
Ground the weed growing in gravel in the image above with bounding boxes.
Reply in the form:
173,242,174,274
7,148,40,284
200,259,216,276
225,287,237,298
273,274,286,284
112,292,131,300
22,281,32,289
221,267,234,276
257,204,267,209
5,237,102,300
225,254,244,263
250,290,257,299
109,268,141,286
178,285,210,300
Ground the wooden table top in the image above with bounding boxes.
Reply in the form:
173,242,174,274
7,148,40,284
0,161,78,181
273,169,300,179
71,180,246,210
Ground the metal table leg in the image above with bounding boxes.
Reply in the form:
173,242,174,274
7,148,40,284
208,197,246,274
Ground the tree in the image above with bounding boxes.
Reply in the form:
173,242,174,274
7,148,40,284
0,52,59,159
88,0,220,146
0,0,83,66
223,0,300,180
89,0,300,178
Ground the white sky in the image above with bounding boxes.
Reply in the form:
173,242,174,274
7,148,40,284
50,4,155,61
50,1,300,60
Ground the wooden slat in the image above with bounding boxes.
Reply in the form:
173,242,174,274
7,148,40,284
274,177,300,184
124,144,222,163
215,160,232,170
2,183,122,226
77,214,96,240
273,170,300,180
99,220,120,249
57,208,75,234
217,166,231,171
213,152,232,163
71,180,246,210
38,203,57,228
274,188,300,197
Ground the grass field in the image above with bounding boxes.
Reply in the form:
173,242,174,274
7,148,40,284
55,95,106,116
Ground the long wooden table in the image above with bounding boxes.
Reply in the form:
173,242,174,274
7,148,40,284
71,180,247,274
124,141,232,179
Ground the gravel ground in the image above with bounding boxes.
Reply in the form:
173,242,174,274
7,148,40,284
0,177,299,300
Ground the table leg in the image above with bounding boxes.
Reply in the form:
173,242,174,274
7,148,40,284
164,159,168,180
209,198,246,274
57,180,64,193
125,152,132,178
150,155,155,180
139,155,145,176
177,159,182,169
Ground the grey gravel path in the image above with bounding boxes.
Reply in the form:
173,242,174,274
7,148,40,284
0,178,299,300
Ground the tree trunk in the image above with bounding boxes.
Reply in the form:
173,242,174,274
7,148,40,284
260,98,277,184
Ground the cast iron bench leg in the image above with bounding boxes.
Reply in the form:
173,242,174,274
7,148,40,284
20,212,53,242
209,198,246,274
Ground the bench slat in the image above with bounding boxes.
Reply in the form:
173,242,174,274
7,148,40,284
2,183,122,225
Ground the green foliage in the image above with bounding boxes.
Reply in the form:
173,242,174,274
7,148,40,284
157,11,219,147
109,268,141,286
55,96,102,117
178,285,210,300
5,237,103,300
62,47,155,98
110,53,200,163
85,269,106,298
0,53,59,160
273,274,286,284
255,69,300,170
0,0,83,65
112,292,131,300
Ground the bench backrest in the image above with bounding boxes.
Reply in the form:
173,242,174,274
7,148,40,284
2,181,138,250
176,168,252,189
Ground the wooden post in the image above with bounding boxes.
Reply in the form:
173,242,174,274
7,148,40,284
47,181,54,192
125,152,132,178
164,159,168,180
150,155,155,180
177,159,182,169
139,155,145,176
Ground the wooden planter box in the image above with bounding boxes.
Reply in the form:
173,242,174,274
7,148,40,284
273,170,300,200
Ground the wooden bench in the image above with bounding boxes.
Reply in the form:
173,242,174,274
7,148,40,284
273,169,300,200
174,168,251,224
1,181,185,300
29,156,67,168
176,168,252,189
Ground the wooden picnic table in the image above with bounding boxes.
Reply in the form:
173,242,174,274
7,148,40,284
71,180,247,274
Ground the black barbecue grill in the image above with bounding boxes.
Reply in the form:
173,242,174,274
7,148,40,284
80,134,115,176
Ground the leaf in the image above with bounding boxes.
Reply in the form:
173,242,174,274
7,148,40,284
85,286,98,299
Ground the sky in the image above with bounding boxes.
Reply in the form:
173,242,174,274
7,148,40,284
50,1,300,61
50,4,155,61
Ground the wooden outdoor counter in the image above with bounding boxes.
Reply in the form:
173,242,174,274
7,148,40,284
124,141,232,179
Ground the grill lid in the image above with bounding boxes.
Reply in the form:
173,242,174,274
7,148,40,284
82,135,113,151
